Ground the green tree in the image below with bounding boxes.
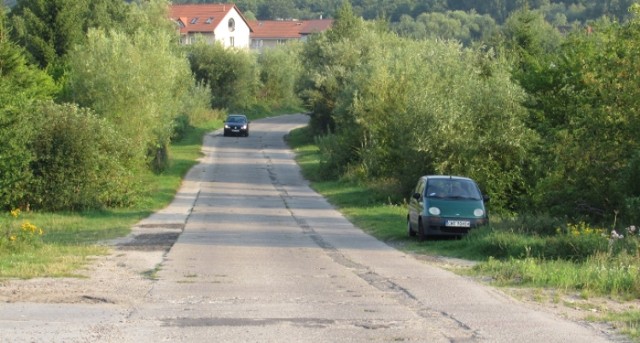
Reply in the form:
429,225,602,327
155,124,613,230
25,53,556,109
256,43,302,111
64,0,197,174
335,36,535,208
187,41,258,111
299,3,536,208
521,11,640,220
0,6,56,208
299,1,369,134
9,0,128,70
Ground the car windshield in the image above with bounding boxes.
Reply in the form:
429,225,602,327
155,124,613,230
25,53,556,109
425,179,482,200
227,116,245,123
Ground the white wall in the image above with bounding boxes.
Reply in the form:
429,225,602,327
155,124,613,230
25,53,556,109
214,8,251,49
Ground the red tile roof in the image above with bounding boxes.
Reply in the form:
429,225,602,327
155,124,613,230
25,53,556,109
169,4,251,34
248,19,333,39
299,19,334,35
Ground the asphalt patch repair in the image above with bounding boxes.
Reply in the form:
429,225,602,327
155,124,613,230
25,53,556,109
118,232,180,251
117,223,184,252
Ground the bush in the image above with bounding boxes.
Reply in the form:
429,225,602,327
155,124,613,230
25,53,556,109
171,114,191,141
27,101,136,210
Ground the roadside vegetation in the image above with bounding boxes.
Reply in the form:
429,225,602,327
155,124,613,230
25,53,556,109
0,0,301,277
288,125,640,340
289,3,640,338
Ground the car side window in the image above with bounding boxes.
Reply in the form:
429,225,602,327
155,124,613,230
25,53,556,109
415,180,426,200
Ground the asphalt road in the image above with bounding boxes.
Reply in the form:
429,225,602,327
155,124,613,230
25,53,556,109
0,114,620,342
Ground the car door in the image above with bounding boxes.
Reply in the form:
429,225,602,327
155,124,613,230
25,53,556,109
408,178,426,228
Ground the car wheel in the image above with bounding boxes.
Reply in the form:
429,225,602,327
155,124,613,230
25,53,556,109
407,219,416,237
417,219,427,241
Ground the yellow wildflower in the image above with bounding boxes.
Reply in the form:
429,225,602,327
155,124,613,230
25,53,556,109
9,235,16,241
21,222,38,233
10,209,21,218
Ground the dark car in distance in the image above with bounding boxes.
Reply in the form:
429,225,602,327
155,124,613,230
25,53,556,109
223,114,249,137
407,175,489,240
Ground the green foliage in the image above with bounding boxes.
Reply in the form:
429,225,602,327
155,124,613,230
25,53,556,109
27,101,136,210
3,0,211,210
299,2,370,135
0,9,56,209
393,11,499,45
174,0,636,24
256,43,303,111
300,7,536,210
187,41,258,111
512,12,640,220
64,25,194,173
9,0,129,71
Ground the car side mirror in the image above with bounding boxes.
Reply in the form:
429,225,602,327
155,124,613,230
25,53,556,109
412,193,421,200
483,194,490,202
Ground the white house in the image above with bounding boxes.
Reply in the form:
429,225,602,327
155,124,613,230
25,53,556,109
169,4,252,48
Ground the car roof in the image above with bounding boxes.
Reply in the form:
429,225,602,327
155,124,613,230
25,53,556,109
423,175,474,182
225,114,247,121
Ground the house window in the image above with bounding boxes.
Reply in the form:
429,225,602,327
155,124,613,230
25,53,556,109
230,36,235,47
228,18,235,32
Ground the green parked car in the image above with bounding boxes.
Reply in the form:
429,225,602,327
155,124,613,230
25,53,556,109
407,175,489,240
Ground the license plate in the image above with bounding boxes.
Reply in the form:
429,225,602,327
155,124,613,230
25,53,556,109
232,129,240,132
446,220,471,228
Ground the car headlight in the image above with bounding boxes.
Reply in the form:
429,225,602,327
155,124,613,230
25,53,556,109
474,209,485,217
242,125,247,129
428,207,441,215
224,124,230,129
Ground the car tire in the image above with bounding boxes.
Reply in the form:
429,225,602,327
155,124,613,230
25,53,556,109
407,219,416,237
417,219,427,241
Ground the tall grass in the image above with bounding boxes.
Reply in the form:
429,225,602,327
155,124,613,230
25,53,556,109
472,253,640,299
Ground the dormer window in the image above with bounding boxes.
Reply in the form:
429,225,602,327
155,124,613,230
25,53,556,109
228,18,235,32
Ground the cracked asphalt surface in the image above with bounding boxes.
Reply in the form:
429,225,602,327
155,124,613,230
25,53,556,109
0,114,622,342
